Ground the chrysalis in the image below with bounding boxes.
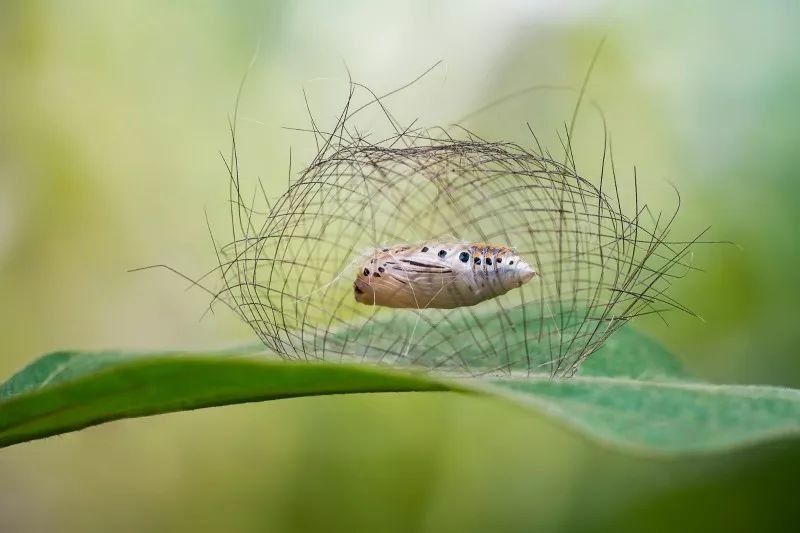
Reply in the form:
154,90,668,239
354,242,536,309
161,63,709,378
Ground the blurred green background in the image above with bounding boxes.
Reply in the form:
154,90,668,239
1,1,799,532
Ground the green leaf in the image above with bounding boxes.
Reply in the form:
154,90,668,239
0,327,798,454
488,378,800,454
318,308,691,379
578,325,691,380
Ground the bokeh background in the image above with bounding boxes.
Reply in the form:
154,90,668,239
1,1,799,531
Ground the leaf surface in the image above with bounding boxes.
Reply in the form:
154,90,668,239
1,328,798,454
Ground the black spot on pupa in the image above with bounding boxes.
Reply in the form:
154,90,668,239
363,268,370,276
474,257,481,265
421,246,429,252
496,257,502,263
459,251,469,262
378,266,385,273
438,250,447,258
382,248,389,252
373,272,380,277
486,258,492,265
509,260,514,265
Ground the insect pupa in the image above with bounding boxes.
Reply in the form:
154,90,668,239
353,242,536,309
162,61,709,378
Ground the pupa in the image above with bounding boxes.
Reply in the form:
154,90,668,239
353,241,537,309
